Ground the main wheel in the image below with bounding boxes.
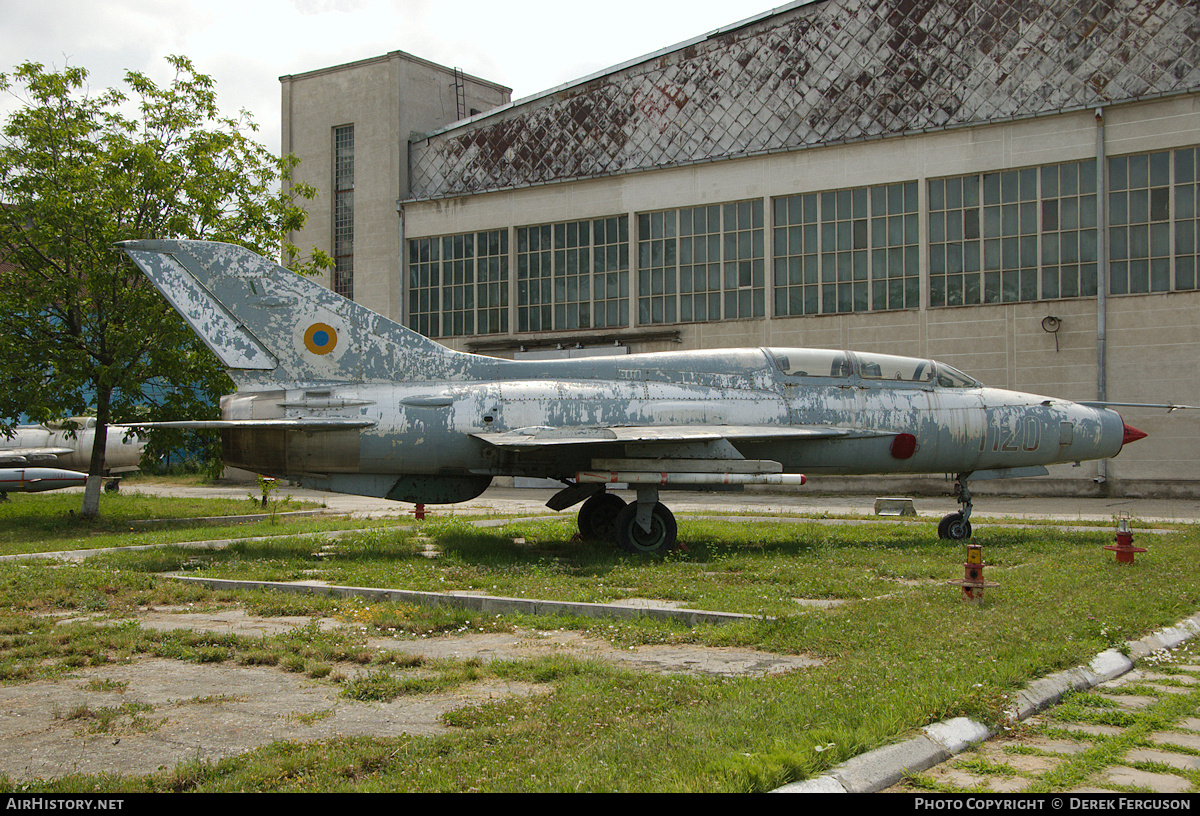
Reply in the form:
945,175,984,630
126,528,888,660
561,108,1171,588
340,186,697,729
938,512,972,540
614,502,678,555
577,492,626,543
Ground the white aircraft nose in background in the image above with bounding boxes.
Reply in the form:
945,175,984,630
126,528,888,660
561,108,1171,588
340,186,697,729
0,418,146,491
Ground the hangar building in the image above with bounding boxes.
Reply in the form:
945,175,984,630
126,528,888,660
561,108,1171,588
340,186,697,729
279,0,1200,496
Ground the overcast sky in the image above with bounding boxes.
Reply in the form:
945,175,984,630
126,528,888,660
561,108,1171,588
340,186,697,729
3,0,791,155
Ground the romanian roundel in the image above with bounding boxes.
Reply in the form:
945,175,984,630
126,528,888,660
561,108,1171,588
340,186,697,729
303,322,338,355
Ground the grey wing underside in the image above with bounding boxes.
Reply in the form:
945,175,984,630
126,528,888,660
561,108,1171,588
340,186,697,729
471,424,889,449
471,425,887,495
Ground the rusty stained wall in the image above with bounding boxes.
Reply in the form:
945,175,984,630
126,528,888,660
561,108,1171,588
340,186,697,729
408,0,1200,200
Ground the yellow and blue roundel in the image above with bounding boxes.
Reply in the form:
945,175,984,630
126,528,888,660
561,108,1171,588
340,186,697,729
303,322,338,355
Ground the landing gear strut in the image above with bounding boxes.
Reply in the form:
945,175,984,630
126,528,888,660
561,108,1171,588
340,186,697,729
938,474,973,540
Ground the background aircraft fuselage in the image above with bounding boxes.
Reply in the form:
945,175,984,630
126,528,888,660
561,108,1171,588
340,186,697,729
3,421,145,474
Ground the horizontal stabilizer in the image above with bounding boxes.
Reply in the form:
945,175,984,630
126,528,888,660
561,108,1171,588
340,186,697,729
120,418,376,431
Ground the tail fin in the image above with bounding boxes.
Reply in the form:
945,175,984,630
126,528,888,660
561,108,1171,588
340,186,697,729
120,239,482,387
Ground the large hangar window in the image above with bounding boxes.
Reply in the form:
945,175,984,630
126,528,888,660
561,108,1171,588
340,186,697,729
930,147,1200,307
1110,151,1172,295
929,166,1064,306
774,182,918,316
407,229,509,337
1176,148,1200,292
636,200,764,325
515,216,629,332
1040,161,1099,300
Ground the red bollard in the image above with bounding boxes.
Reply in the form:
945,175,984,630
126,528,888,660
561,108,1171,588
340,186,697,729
947,543,999,604
1104,513,1146,564
413,503,426,521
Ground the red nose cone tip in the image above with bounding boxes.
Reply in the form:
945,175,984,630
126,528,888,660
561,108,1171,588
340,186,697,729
1122,424,1148,445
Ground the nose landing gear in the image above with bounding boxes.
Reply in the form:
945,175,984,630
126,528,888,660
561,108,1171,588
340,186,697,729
938,474,973,540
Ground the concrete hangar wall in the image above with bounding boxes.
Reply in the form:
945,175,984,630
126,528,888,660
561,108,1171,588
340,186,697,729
282,0,1200,497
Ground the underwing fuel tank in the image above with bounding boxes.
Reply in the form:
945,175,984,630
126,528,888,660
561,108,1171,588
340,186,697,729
0,468,88,494
117,239,1174,553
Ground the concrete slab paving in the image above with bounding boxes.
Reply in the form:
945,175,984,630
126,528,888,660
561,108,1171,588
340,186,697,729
1095,692,1159,709
1148,731,1200,751
805,616,1200,794
1056,722,1125,737
0,657,550,781
1101,765,1194,793
1125,748,1200,771
1017,737,1094,755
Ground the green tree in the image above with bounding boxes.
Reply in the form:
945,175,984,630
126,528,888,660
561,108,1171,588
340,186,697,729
0,56,326,518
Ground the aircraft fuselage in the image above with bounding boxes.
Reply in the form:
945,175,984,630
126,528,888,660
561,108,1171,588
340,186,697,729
119,239,1143,551
216,347,1126,501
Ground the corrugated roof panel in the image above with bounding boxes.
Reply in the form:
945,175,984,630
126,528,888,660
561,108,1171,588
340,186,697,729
408,0,1200,200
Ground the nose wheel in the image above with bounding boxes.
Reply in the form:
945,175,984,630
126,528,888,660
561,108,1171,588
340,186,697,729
938,475,973,540
938,512,972,540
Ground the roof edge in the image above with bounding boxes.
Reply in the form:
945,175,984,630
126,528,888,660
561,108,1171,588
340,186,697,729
409,0,822,143
279,49,512,95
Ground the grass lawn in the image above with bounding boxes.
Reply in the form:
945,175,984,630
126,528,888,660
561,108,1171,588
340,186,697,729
0,496,1195,792
0,489,409,556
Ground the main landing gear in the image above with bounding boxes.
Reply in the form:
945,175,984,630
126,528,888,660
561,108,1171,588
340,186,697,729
938,474,973,540
575,487,679,555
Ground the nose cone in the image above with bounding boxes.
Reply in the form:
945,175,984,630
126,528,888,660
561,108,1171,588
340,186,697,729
1122,424,1148,446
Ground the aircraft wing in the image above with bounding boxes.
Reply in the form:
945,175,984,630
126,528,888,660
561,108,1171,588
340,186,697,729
473,424,888,449
0,448,75,466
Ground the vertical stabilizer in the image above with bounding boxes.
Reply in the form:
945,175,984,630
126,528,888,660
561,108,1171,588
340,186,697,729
120,239,485,386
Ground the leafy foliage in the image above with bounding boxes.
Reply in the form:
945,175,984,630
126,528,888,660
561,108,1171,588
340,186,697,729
0,57,328,515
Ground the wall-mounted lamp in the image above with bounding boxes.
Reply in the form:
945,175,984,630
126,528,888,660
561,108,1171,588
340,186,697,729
1041,316,1062,352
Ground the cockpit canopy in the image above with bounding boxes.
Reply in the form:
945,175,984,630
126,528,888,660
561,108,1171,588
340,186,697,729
768,348,980,388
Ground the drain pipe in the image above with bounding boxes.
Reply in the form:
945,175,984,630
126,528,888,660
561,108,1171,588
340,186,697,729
1095,106,1109,485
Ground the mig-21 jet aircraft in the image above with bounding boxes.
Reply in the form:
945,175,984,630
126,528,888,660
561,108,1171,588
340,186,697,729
0,418,146,497
119,239,1151,554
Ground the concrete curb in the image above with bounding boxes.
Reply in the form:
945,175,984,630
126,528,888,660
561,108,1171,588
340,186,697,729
167,574,765,626
773,611,1200,793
